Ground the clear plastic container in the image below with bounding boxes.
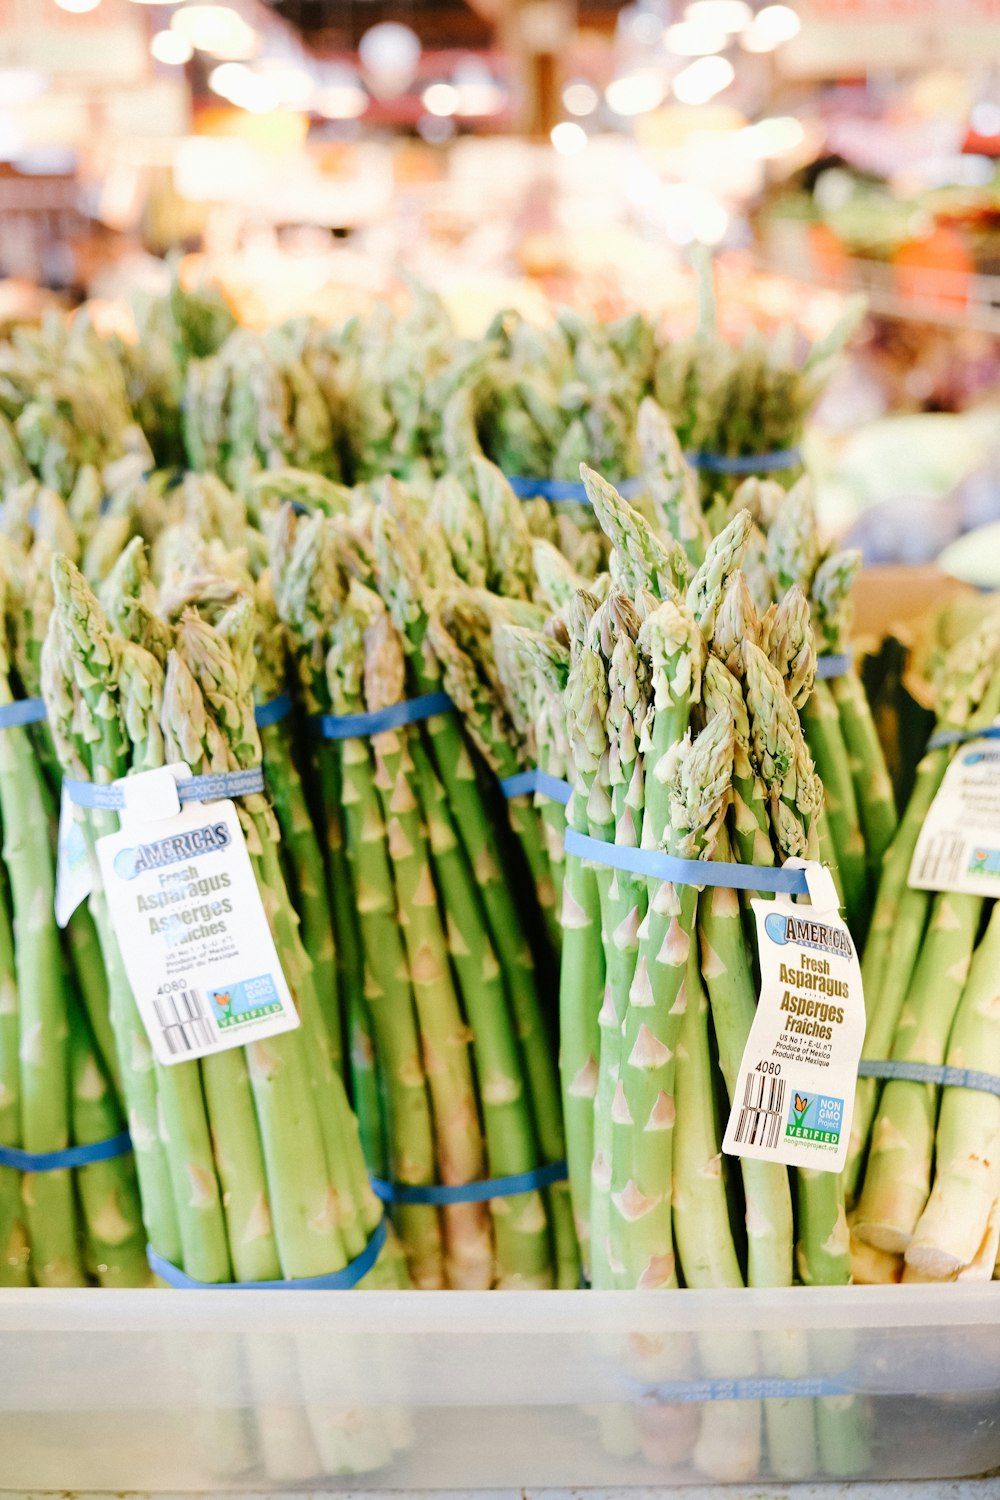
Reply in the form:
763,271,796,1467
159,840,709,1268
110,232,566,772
3,1285,999,1490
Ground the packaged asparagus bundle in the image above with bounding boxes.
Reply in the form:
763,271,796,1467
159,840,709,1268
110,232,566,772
510,467,872,1477
273,494,577,1290
40,551,406,1305
850,605,1000,1281
0,536,147,1288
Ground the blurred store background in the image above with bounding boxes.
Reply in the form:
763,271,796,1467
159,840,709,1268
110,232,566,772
0,0,998,572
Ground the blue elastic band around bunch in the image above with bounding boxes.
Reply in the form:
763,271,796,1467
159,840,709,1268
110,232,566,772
858,1059,1000,1099
684,446,802,475
310,690,454,741
0,1129,132,1173
147,1216,387,1290
370,1158,568,1207
504,474,645,504
499,769,573,805
64,766,266,810
0,698,47,730
625,1372,853,1404
815,653,852,681
254,693,293,728
565,827,812,896
927,724,1000,752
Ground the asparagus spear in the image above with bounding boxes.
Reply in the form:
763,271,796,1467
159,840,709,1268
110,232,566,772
611,599,703,1289
854,892,982,1253
0,574,82,1285
907,903,1000,1278
0,875,29,1286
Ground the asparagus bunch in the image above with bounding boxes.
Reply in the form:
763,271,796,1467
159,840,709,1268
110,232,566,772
653,283,865,521
0,309,147,499
850,607,1000,1283
638,407,894,943
274,497,576,1289
510,467,869,1477
183,326,337,490
41,553,405,1294
292,288,486,487
0,535,147,1287
112,265,237,469
476,308,655,488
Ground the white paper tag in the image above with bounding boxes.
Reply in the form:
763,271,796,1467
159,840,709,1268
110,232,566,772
909,738,1000,895
722,888,865,1174
96,798,299,1065
55,785,96,929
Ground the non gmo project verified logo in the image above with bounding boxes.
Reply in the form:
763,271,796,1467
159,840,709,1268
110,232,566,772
786,1090,844,1147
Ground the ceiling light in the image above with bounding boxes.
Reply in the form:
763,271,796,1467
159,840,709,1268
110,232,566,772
562,79,598,117
171,6,258,61
209,61,276,112
550,121,587,155
53,0,102,14
684,1,752,32
672,54,735,105
742,4,801,51
359,22,421,99
150,31,193,65
665,21,728,55
421,81,459,118
605,70,668,116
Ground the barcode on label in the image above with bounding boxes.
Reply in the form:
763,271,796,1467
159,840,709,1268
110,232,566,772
153,990,215,1055
734,1072,786,1150
913,832,966,890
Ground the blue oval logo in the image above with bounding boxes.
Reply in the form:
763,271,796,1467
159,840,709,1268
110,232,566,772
765,912,789,946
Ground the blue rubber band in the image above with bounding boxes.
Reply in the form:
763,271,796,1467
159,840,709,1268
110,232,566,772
64,767,265,810
254,693,293,728
0,698,47,729
504,474,645,504
927,724,1000,752
684,447,803,475
147,1216,387,1290
858,1059,1000,1099
370,1158,568,1207
815,653,853,681
0,1129,132,1173
499,769,573,805
627,1373,854,1404
310,691,455,742
565,827,811,895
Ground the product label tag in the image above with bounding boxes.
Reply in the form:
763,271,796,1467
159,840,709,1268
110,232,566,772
96,795,299,1065
722,884,865,1174
55,785,96,929
909,738,1000,896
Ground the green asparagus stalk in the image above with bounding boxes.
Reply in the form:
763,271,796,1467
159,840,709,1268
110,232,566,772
854,892,982,1253
907,903,1000,1279
0,875,29,1286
